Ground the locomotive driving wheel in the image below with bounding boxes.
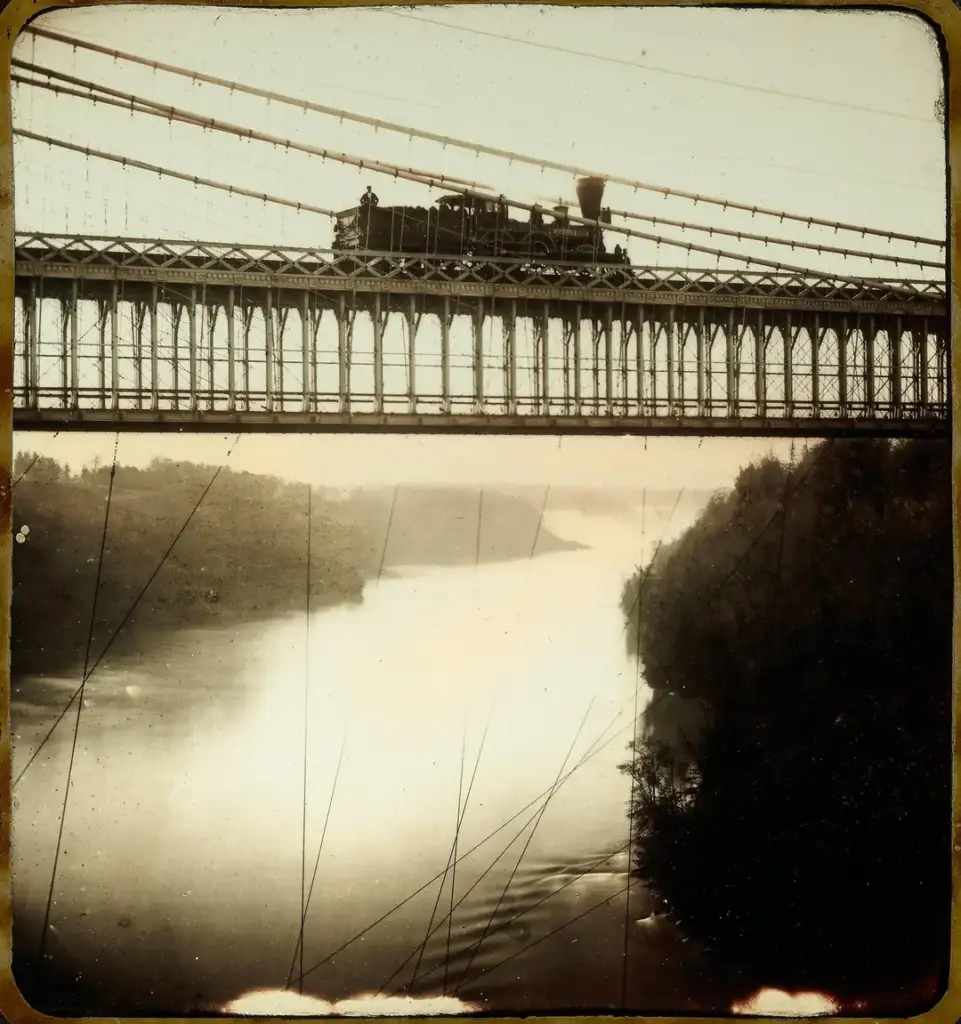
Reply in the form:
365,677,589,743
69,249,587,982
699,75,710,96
470,229,499,258
524,233,556,260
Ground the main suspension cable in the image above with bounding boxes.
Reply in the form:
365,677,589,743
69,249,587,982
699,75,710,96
14,129,339,219
12,59,494,194
22,26,946,249
13,130,485,255
592,206,941,271
15,73,925,285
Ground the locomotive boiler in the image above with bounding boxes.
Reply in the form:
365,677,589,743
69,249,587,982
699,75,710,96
332,176,629,265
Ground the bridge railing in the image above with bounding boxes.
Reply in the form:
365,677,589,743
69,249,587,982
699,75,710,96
11,232,950,435
14,233,948,307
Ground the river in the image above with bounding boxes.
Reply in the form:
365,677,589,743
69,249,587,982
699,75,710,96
11,505,714,1016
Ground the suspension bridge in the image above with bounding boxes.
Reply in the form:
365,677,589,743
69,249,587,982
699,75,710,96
9,13,953,1017
10,24,950,436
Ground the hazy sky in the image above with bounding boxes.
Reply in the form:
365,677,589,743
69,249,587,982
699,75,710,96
11,5,945,278
15,432,802,490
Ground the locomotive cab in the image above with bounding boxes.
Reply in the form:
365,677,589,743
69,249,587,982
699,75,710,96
436,195,469,214
436,194,504,219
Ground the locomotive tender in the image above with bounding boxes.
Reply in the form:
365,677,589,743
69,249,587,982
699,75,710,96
333,176,629,265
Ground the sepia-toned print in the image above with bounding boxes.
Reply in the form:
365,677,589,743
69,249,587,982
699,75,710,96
6,5,951,1019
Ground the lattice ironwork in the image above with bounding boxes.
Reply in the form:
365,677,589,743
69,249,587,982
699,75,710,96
15,234,948,317
10,243,950,435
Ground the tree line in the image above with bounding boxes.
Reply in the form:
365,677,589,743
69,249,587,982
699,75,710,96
11,453,370,678
620,438,952,1011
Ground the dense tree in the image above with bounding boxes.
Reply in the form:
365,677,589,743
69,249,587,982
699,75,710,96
10,456,582,680
11,456,371,678
14,451,65,485
620,439,953,1010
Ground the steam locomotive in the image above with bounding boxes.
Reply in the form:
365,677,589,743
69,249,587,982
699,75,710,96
332,176,629,265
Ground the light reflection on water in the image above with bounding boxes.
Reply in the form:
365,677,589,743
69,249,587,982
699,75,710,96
12,510,705,1015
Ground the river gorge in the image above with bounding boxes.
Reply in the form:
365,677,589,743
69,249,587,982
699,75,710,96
12,471,721,1016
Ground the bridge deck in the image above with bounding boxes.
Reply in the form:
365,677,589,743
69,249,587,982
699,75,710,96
12,235,950,437
14,234,948,317
14,408,947,437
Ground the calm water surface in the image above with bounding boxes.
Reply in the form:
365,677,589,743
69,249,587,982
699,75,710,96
13,510,708,1015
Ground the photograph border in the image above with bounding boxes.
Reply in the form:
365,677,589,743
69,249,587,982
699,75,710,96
0,0,955,1021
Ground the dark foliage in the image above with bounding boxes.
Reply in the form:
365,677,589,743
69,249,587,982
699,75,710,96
620,439,953,1009
11,456,584,681
11,454,371,678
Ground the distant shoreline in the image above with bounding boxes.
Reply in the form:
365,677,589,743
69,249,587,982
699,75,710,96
11,458,594,680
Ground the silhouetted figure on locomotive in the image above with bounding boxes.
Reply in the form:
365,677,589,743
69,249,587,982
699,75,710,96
332,177,629,265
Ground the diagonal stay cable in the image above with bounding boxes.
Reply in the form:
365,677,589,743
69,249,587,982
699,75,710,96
410,841,631,993
406,703,493,994
428,484,671,1003
12,454,41,490
14,435,243,789
376,485,399,585
622,485,648,1008
382,785,560,995
12,62,491,194
38,432,119,962
325,710,628,994
411,722,466,995
303,482,482,994
388,13,933,127
377,704,629,997
285,729,348,990
622,440,834,661
12,434,61,490
619,486,685,635
451,697,597,993
597,443,842,994
295,701,627,987
383,490,487,994
381,678,596,996
459,880,640,992
664,440,835,657
402,480,699,998
437,486,488,991
381,805,542,996
395,702,682,998
298,483,312,994
443,727,467,995
616,448,834,778
528,485,550,563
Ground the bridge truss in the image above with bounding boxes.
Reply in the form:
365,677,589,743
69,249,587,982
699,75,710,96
12,234,949,436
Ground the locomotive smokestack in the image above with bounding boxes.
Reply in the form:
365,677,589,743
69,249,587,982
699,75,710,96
575,176,606,221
